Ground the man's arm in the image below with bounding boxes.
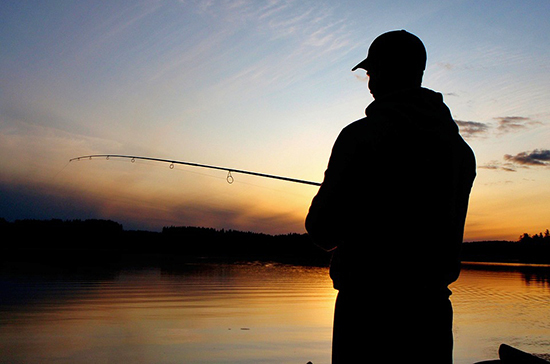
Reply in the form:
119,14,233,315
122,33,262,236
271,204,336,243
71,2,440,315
305,124,360,251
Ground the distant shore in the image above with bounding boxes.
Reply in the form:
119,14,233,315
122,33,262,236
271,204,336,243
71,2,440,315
2,218,550,267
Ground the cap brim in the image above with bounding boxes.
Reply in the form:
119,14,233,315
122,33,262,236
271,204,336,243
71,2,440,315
351,58,368,72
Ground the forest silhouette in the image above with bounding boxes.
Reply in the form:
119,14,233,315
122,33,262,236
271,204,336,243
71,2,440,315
0,218,329,267
1,218,550,267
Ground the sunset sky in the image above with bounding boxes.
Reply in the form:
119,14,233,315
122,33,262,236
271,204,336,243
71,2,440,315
1,0,549,241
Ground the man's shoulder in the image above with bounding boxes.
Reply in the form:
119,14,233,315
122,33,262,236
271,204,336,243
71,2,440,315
336,117,373,146
339,111,395,145
340,114,386,134
341,117,368,133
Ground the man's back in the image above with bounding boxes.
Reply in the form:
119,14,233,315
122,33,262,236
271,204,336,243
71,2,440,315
307,87,476,290
306,87,475,363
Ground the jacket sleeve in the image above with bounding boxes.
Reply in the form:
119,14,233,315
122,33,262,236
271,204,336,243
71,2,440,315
305,125,360,251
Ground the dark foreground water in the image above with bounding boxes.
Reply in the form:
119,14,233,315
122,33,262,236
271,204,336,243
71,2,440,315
1,261,549,364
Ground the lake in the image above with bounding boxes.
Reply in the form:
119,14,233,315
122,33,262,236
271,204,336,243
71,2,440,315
1,260,549,363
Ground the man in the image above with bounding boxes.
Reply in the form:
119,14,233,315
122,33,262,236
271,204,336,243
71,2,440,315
305,30,476,364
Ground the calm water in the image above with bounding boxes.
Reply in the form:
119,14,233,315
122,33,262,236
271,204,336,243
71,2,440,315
1,261,549,364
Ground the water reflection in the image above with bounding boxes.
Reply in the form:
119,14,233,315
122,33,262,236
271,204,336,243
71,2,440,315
1,261,549,364
461,262,550,288
452,263,550,364
1,261,336,364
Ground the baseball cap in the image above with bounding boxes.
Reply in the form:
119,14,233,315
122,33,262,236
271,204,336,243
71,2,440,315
352,30,427,72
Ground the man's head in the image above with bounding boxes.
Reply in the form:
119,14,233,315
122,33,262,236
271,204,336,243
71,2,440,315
352,30,427,99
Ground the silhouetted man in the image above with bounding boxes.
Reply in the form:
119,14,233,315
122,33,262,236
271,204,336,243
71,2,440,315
306,30,476,364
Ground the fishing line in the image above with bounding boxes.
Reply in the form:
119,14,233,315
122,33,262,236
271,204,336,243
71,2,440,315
52,161,72,181
69,154,322,187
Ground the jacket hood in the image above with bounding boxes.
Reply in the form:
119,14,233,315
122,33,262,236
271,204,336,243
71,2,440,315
365,87,459,135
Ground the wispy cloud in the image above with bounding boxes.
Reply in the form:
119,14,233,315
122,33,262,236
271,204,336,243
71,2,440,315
455,116,543,140
455,120,490,139
178,0,357,100
495,116,542,134
478,162,517,172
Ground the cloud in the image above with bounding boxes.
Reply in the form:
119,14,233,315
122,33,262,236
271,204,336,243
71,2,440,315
164,202,304,235
0,149,308,234
478,162,517,172
437,62,455,70
454,116,543,140
495,116,542,133
0,180,103,223
480,149,550,172
455,120,490,138
504,149,550,167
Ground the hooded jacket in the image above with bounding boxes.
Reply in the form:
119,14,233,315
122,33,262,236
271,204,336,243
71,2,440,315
306,87,476,293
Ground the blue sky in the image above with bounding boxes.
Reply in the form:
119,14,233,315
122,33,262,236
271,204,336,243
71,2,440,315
1,0,549,240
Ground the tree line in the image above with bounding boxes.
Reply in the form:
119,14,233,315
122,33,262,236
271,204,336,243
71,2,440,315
0,218,330,267
2,218,549,266
518,229,550,244
460,228,550,264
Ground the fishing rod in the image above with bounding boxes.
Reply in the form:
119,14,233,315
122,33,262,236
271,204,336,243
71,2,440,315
69,154,322,187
